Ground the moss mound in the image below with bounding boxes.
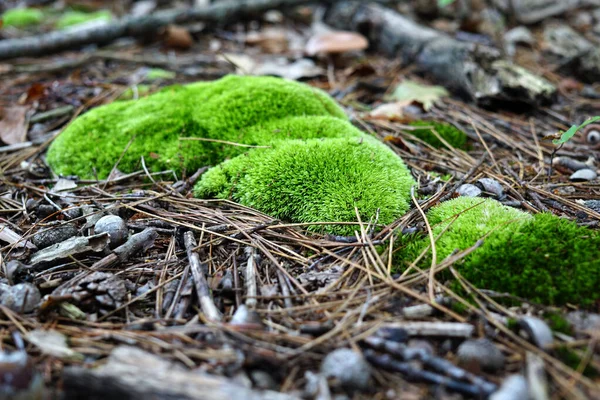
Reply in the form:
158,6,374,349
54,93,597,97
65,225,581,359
195,136,415,235
47,76,346,179
408,120,467,149
423,197,531,260
56,10,112,29
2,8,44,27
465,213,600,307
401,197,600,307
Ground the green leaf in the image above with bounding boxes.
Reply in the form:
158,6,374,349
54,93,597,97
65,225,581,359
389,80,449,111
438,0,456,7
553,116,600,145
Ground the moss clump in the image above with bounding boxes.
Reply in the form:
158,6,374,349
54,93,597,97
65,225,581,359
47,76,346,179
401,197,600,307
465,213,600,307
421,197,531,260
47,86,200,178
2,8,44,27
408,120,467,149
55,10,112,29
195,136,416,235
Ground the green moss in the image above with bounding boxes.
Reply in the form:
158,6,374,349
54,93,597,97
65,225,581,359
408,120,468,149
464,213,600,307
2,8,44,27
421,197,531,261
145,69,176,81
544,311,573,335
47,76,347,179
47,86,200,178
56,10,112,29
117,85,152,100
195,136,416,235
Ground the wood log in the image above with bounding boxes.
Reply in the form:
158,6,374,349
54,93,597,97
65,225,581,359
324,2,556,106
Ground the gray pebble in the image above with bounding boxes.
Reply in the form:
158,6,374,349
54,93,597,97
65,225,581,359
321,348,371,391
569,168,597,181
490,374,529,400
457,338,505,372
94,215,128,248
566,311,600,332
584,200,600,213
31,223,78,249
518,316,553,349
0,283,41,313
477,178,504,197
457,184,482,197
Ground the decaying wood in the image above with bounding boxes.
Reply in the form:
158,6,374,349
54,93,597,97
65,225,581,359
494,0,600,24
62,346,300,400
183,231,222,322
0,0,348,60
325,2,556,105
30,232,110,265
381,322,475,338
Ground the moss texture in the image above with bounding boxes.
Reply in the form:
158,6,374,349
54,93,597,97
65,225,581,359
47,76,347,179
465,213,600,307
195,136,415,234
2,8,44,27
48,75,416,234
401,197,600,307
423,197,531,260
56,10,112,29
408,120,468,149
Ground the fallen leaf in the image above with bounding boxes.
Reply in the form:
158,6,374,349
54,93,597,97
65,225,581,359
27,330,83,360
254,58,324,80
0,105,28,145
305,31,368,56
388,80,449,111
245,27,288,53
367,100,413,120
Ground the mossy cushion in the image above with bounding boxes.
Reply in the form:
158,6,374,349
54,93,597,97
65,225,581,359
47,75,416,234
47,76,347,179
402,197,600,307
195,136,415,234
465,213,600,307
2,8,44,27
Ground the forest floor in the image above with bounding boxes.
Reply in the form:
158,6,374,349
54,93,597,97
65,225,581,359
0,1,599,399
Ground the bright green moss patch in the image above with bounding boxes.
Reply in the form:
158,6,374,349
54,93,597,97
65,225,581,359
408,120,467,149
47,76,347,179
423,197,531,260
47,86,201,178
195,136,416,235
465,213,600,307
56,10,112,29
2,8,44,27
400,197,600,307
145,69,176,81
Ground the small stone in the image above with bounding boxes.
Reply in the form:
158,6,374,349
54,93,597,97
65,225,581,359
321,348,371,391
490,374,529,400
31,223,78,249
477,178,504,197
0,283,41,313
566,311,600,332
517,317,553,349
457,338,505,372
586,129,600,143
569,168,597,181
94,215,128,248
584,199,600,213
457,183,482,197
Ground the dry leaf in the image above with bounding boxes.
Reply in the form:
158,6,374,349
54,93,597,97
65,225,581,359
305,31,368,56
0,105,28,145
245,27,288,53
368,100,413,120
389,80,449,111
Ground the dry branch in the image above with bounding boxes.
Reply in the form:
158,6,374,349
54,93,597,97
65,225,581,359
183,231,222,322
325,2,556,105
0,0,345,60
